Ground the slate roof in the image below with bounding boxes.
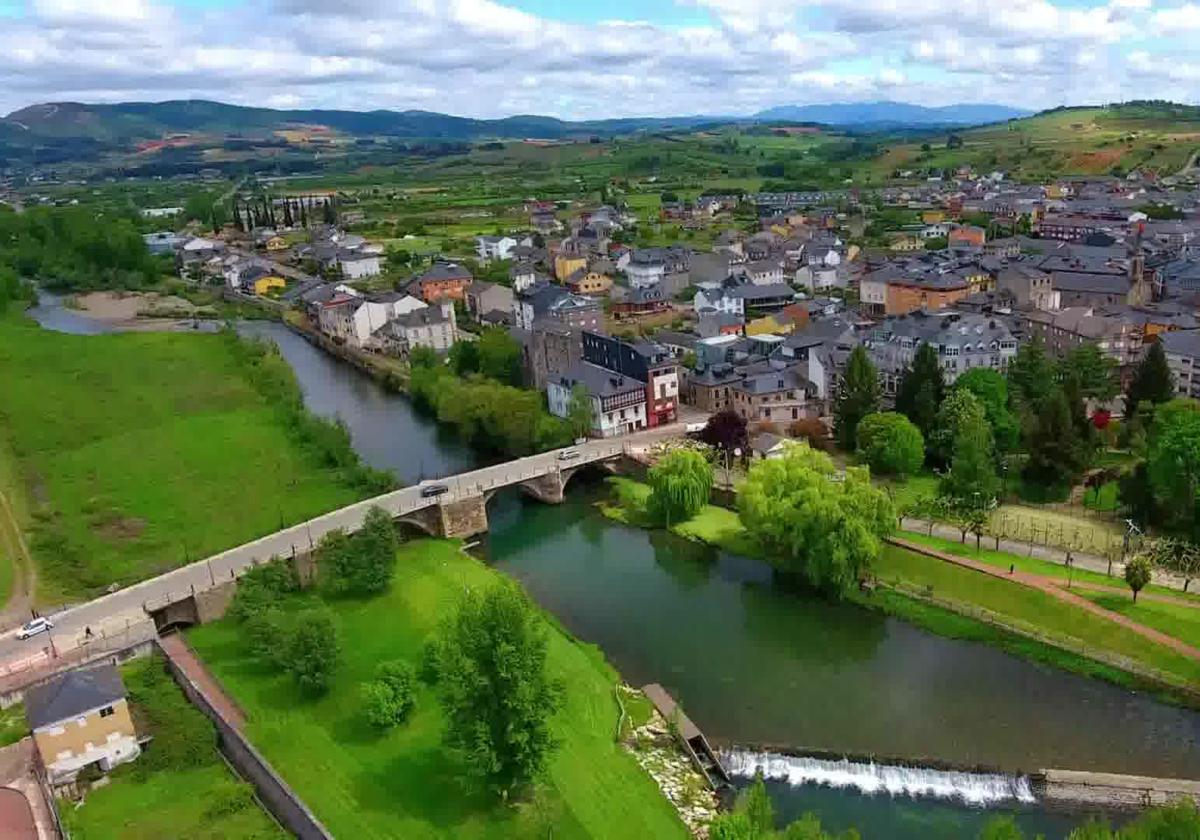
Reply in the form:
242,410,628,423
26,664,125,730
1160,329,1200,360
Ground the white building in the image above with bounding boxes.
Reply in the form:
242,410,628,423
625,251,666,289
378,304,458,354
337,251,382,279
547,361,649,438
740,260,785,286
476,235,519,262
694,288,745,317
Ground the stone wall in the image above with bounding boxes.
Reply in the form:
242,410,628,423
194,581,238,623
438,497,489,539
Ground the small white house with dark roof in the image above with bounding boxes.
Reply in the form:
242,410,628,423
25,664,140,784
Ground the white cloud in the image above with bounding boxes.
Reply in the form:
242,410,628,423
0,0,1190,119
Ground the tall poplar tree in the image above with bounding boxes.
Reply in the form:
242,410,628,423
834,346,881,451
895,342,945,439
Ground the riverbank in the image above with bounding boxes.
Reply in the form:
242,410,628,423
188,538,692,839
599,477,1200,709
0,312,383,601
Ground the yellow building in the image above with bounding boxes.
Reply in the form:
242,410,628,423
26,664,141,784
921,210,946,224
554,253,587,282
265,236,289,252
253,274,286,296
565,269,612,295
889,235,925,252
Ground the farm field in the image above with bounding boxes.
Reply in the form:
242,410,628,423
188,538,687,840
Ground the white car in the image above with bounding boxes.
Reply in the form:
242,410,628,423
17,617,53,640
557,449,581,462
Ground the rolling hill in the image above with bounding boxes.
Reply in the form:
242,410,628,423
754,101,1031,127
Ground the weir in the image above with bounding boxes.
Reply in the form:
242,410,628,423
723,749,1036,807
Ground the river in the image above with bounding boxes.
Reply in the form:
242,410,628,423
30,305,1200,838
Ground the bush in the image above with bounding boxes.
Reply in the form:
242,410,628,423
788,418,831,451
856,412,924,476
284,608,340,695
319,506,400,596
361,661,416,729
228,556,299,623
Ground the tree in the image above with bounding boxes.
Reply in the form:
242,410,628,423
701,410,749,458
319,506,399,595
708,774,857,839
565,384,594,440
856,412,924,476
738,444,895,596
1125,555,1152,602
647,449,713,525
287,608,339,695
954,368,1020,454
434,581,563,799
361,660,417,729
894,343,945,439
476,328,524,385
1023,387,1086,493
834,346,881,450
940,395,1001,506
1145,399,1200,539
930,389,982,468
1061,343,1118,403
1007,335,1055,410
978,816,1026,840
449,340,480,375
1125,341,1174,420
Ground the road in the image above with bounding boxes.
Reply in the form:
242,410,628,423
0,425,691,673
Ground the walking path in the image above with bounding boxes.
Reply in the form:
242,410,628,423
889,536,1200,663
1055,579,1200,610
0,486,35,631
159,632,246,730
900,517,1190,592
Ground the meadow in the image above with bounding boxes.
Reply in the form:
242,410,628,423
188,538,687,840
0,315,377,603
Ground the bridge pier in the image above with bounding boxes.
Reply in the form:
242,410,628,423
518,469,572,504
398,495,489,539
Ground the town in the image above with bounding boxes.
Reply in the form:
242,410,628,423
4,92,1200,840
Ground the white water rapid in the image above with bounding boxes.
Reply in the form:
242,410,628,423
723,749,1036,807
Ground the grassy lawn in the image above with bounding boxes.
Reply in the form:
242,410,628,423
602,478,1200,697
188,539,687,840
0,437,24,609
1078,591,1200,651
61,658,284,840
0,316,371,602
0,703,26,747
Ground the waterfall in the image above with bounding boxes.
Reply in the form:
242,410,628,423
723,749,1036,807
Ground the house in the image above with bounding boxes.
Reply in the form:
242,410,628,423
612,285,669,318
513,322,582,390
995,265,1059,311
466,281,514,322
884,275,970,316
687,362,743,413
252,272,287,297
728,283,796,311
547,361,648,438
564,268,612,296
730,364,811,423
889,234,925,252
25,664,140,785
337,250,381,280
625,249,667,289
554,251,588,283
476,235,518,262
948,225,986,252
696,311,744,338
582,331,679,427
409,262,473,303
514,282,603,332
378,304,458,354
265,235,289,252
694,287,744,318
738,260,785,286
866,311,1018,392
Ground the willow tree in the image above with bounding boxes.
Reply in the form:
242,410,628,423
738,443,894,596
647,449,714,525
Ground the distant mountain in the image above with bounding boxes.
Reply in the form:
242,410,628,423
1,100,722,145
753,101,1032,127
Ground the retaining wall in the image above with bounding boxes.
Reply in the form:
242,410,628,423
158,640,333,840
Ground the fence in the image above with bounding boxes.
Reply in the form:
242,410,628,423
0,624,158,706
159,638,333,840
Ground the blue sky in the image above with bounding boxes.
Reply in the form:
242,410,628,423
2,0,1199,118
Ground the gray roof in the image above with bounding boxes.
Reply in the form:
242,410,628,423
1161,329,1200,360
727,283,795,301
418,262,472,282
556,361,644,397
25,664,125,729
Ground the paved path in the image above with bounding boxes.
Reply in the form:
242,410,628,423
890,537,1200,662
900,517,1191,592
1053,579,1200,610
159,633,245,730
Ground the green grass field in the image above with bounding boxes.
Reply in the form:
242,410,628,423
60,658,284,840
0,437,24,608
0,316,369,602
1078,591,1200,651
188,539,686,840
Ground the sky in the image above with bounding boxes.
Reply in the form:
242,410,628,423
2,0,1200,119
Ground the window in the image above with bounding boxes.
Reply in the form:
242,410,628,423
99,706,114,719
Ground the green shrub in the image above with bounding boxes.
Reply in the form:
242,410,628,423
361,663,417,730
202,778,255,819
856,412,924,476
